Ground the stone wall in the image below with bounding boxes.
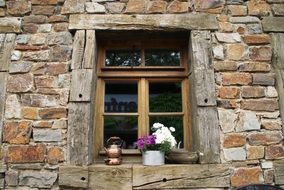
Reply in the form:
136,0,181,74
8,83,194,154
0,0,283,189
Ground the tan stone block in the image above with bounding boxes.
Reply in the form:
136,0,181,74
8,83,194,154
217,15,228,22
6,0,31,16
272,4,284,16
22,23,38,34
6,144,46,163
39,107,67,119
23,15,48,24
243,34,271,45
32,5,55,16
0,8,6,17
206,6,224,14
33,120,53,128
228,5,247,16
265,144,284,159
217,99,238,109
48,15,68,23
248,0,271,16
106,2,125,13
219,22,233,32
47,147,64,164
223,133,246,148
222,73,252,85
214,61,238,71
46,63,69,75
7,73,34,93
242,86,265,98
248,131,283,146
231,167,263,187
147,0,167,13
238,62,271,72
219,86,240,99
32,0,58,4
35,76,56,88
3,121,31,144
167,0,188,13
125,0,146,13
22,107,39,120
53,23,69,32
241,99,279,112
247,146,264,159
264,169,274,184
261,119,282,130
227,44,247,61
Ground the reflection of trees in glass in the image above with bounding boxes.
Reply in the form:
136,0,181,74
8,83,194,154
149,91,184,147
150,93,182,112
105,50,141,66
145,49,180,66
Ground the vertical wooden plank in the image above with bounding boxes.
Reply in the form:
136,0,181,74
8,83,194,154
190,30,220,163
0,34,16,71
67,103,92,165
191,30,216,106
271,33,284,132
0,72,7,145
71,30,85,70
196,107,220,163
70,69,93,102
82,30,96,69
274,161,284,185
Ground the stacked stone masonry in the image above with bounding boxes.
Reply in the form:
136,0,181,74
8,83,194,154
0,0,283,189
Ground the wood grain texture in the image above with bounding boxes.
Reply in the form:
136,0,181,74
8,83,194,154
262,17,284,32
71,30,85,70
59,165,88,188
133,164,231,189
82,30,96,69
0,72,7,146
0,34,16,71
191,30,216,106
190,30,220,163
89,164,132,190
69,14,218,31
70,69,93,102
272,33,284,133
274,161,284,185
67,103,92,165
195,107,220,163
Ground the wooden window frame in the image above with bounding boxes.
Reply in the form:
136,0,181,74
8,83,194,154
93,38,191,162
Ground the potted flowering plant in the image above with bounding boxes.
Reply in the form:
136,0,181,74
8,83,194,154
136,123,177,165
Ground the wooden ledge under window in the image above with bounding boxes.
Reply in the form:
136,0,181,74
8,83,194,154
59,163,232,190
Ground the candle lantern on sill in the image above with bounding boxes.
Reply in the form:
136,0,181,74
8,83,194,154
104,137,122,165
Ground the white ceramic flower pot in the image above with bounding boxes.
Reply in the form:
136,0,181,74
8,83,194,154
142,150,165,166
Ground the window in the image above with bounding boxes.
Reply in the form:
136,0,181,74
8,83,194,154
94,32,191,162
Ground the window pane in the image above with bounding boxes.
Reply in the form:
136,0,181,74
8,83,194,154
145,49,181,66
105,50,141,66
149,82,182,112
104,116,138,149
105,82,137,113
150,116,184,148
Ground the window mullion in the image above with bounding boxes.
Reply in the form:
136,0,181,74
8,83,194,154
138,78,149,137
182,79,191,151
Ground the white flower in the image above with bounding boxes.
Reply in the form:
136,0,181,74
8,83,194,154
169,127,175,132
152,122,164,129
152,125,177,148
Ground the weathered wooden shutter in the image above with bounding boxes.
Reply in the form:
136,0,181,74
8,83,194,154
271,33,284,133
189,30,220,164
68,30,97,165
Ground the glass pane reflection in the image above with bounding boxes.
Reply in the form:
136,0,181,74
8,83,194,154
145,49,180,66
105,82,137,113
105,50,141,66
104,116,138,149
149,82,182,112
